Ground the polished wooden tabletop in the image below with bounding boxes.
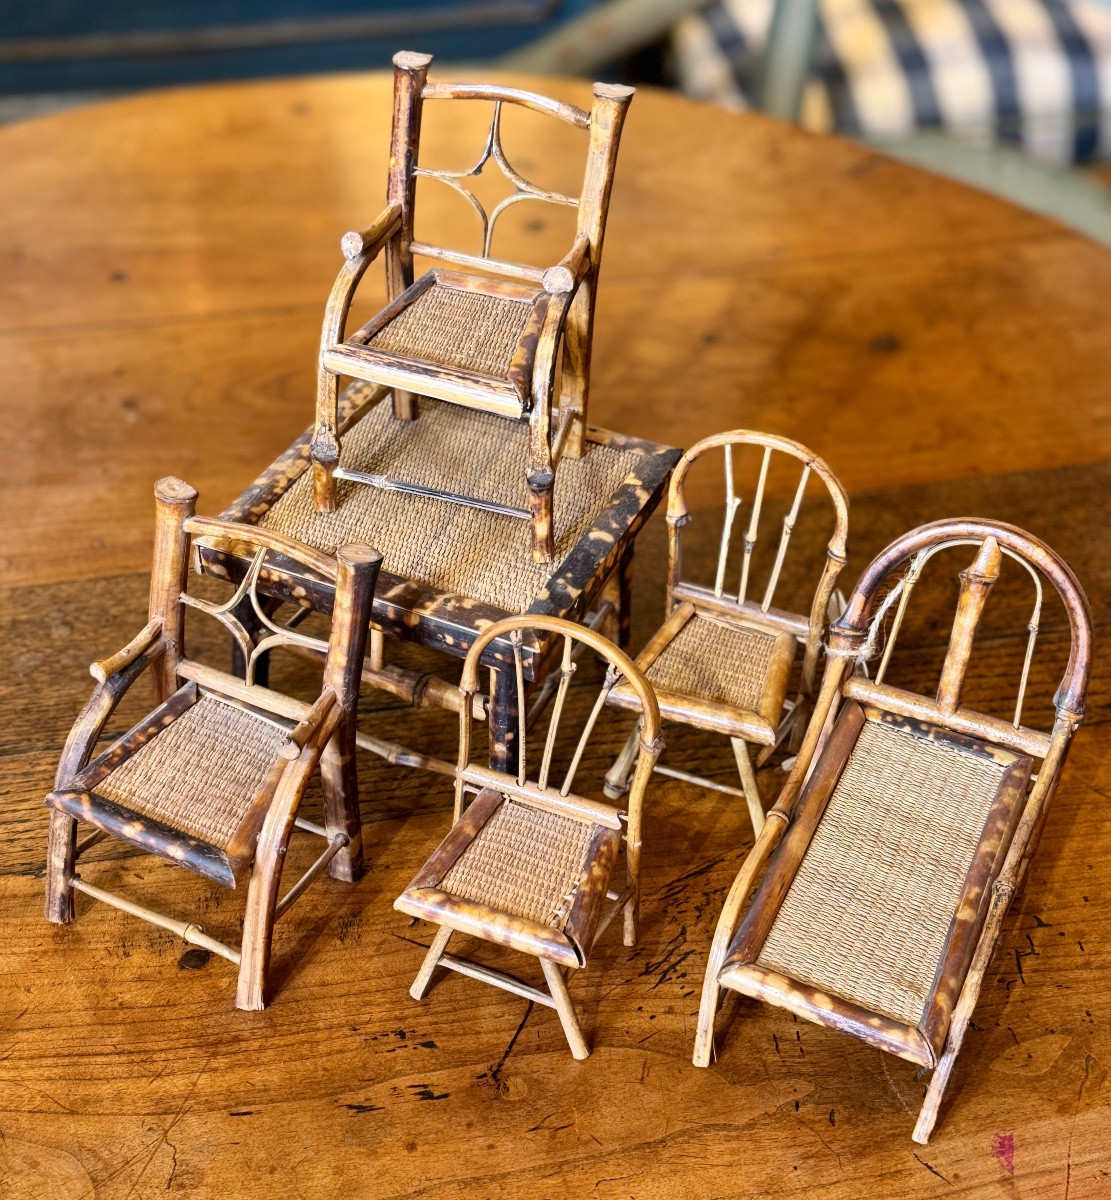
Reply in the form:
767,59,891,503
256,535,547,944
1,69,1109,1199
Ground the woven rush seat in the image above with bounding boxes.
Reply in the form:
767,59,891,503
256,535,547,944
48,690,292,888
717,706,1034,1066
608,606,796,746
396,787,622,968
92,695,289,851
647,614,779,711
353,278,537,382
722,719,1016,1028
259,393,643,612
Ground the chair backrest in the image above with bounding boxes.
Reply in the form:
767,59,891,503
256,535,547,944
386,51,634,296
666,430,849,693
148,477,380,717
825,519,1092,760
454,615,662,880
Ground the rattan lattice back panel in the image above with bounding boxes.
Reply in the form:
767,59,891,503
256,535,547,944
440,799,593,928
757,719,1007,1026
646,613,777,710
368,282,533,378
94,696,287,849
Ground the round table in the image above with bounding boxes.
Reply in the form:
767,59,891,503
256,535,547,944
2,70,1108,1198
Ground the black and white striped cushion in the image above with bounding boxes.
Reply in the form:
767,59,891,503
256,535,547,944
673,0,1111,162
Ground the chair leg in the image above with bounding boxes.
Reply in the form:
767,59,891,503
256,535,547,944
913,882,1011,1142
235,817,298,1011
622,892,638,948
410,926,453,1000
44,809,78,924
603,718,642,800
731,739,765,836
527,467,555,564
692,973,722,1068
319,720,364,882
393,388,417,420
540,958,590,1060
599,545,634,650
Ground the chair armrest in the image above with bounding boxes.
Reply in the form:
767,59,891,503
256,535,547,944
531,234,593,410
320,203,403,354
89,617,164,684
278,687,338,761
706,812,788,978
692,810,789,1065
340,202,403,262
55,647,162,788
542,233,591,296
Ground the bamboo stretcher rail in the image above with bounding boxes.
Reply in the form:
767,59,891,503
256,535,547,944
274,831,348,920
354,730,457,778
332,467,531,520
438,954,558,1008
844,678,1051,758
70,876,241,964
459,763,624,829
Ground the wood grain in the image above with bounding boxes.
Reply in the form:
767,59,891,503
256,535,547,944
2,68,1110,1198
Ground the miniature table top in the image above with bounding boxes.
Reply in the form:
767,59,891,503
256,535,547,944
3,68,1111,1199
206,382,678,673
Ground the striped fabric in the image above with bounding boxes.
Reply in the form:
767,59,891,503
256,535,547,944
673,0,1111,162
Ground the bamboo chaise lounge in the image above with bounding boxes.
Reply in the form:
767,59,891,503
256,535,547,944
691,518,1092,1142
603,430,849,835
311,50,635,562
44,478,381,1010
395,614,662,1057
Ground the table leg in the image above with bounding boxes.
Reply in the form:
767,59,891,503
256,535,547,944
488,665,520,773
600,544,634,650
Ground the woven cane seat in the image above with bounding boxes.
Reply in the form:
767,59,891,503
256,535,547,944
396,788,622,968
609,609,796,744
361,280,536,380
648,615,778,710
93,695,287,847
720,713,1033,1056
49,692,289,886
258,392,643,612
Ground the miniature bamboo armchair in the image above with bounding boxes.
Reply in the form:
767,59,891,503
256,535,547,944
604,431,849,835
394,615,662,1058
311,50,635,563
692,519,1091,1143
44,478,381,1010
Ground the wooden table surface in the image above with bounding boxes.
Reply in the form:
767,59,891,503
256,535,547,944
2,70,1109,1199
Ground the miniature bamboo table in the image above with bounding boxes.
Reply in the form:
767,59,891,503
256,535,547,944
4,68,1111,1200
202,382,679,770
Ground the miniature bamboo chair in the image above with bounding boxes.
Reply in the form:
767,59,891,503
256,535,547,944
603,431,849,835
44,478,381,1010
311,50,635,563
394,615,662,1058
692,518,1091,1142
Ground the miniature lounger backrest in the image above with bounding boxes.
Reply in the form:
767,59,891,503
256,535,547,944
455,615,662,927
692,516,1091,1143
665,430,850,693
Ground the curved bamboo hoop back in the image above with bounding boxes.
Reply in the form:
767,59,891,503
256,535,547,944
831,517,1092,727
457,614,661,817
666,429,850,692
